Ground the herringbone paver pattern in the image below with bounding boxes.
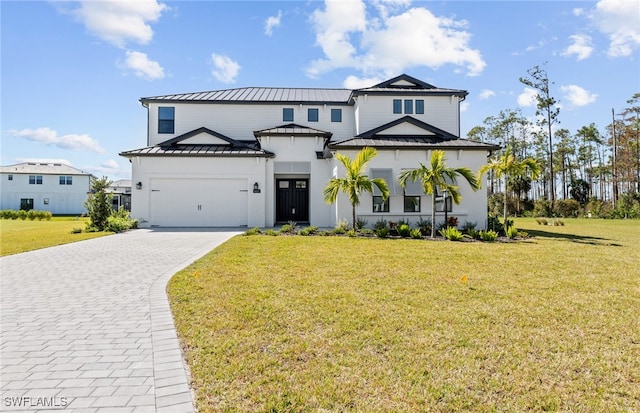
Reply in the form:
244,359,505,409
1,228,239,412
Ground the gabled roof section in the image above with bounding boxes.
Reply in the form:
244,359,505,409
141,88,352,105
357,116,459,141
253,123,332,138
158,127,243,147
120,127,275,158
330,116,499,151
352,73,467,97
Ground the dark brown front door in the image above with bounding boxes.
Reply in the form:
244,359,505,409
276,179,309,223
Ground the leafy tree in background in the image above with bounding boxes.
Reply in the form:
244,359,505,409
323,147,389,231
85,176,113,231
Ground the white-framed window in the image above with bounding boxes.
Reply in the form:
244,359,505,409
29,175,43,185
59,176,72,185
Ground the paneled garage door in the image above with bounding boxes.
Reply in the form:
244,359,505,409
149,178,248,227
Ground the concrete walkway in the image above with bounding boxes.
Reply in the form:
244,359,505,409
1,228,240,412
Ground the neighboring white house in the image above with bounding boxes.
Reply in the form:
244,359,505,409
0,162,94,214
107,179,132,212
120,74,498,228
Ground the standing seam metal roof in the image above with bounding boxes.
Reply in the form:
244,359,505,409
141,87,353,103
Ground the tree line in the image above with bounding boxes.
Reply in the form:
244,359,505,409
467,62,640,218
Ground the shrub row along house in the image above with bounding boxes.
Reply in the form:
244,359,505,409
0,162,94,215
120,74,498,229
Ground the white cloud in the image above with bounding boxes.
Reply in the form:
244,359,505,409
264,10,282,36
460,101,470,113
573,8,584,17
210,53,241,83
479,89,495,100
561,84,598,107
101,159,120,169
343,75,383,89
122,51,165,80
517,87,538,107
590,0,640,57
307,0,485,80
9,127,106,154
562,34,593,60
68,0,167,48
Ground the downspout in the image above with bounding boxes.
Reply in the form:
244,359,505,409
140,99,150,146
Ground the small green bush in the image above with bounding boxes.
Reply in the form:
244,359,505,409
70,227,83,234
398,224,411,238
106,216,135,233
280,223,296,234
347,229,358,237
264,229,279,236
298,226,319,236
410,228,423,239
439,226,464,241
373,219,388,231
480,230,498,242
356,217,368,230
536,218,548,225
466,229,482,240
18,210,28,220
335,219,350,232
244,227,262,236
506,225,519,239
460,221,477,234
359,228,375,236
318,230,332,236
375,227,390,238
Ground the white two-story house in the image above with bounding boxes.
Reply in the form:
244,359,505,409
0,162,93,214
120,74,498,229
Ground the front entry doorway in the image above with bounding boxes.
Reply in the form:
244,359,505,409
276,179,309,223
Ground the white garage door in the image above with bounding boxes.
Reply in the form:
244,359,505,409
149,178,248,227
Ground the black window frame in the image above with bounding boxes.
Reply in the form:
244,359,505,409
331,108,342,122
8,175,13,181
404,99,413,114
308,108,319,122
283,108,294,122
59,176,72,185
373,196,390,213
416,99,425,114
404,196,421,212
29,175,43,185
158,106,175,134
393,99,402,114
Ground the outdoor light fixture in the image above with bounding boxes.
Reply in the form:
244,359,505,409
136,182,142,190
253,182,261,193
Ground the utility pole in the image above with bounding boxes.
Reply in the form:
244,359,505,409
612,108,618,208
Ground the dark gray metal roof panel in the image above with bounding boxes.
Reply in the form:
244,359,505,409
330,137,500,151
119,145,275,158
142,87,353,104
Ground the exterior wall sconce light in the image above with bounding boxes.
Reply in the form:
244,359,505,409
136,182,142,190
253,182,261,193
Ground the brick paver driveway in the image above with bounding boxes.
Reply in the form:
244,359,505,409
1,228,240,412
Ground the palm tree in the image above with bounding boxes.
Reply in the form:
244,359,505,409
478,146,541,229
323,147,389,231
398,150,480,238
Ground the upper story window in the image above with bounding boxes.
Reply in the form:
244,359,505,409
393,99,402,114
404,100,413,114
331,108,342,122
416,100,425,114
308,108,319,122
283,108,294,122
158,107,175,134
59,176,72,185
29,175,43,185
7,175,13,181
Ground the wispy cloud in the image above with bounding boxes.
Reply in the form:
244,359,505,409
561,84,597,107
122,51,165,80
9,127,106,154
210,53,241,83
265,10,282,36
590,0,640,57
342,75,382,89
517,87,538,107
65,0,167,48
479,89,496,100
307,0,485,81
562,34,593,60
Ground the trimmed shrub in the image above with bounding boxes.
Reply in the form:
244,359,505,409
298,226,319,236
70,227,83,234
480,230,498,242
359,228,375,236
355,217,368,230
373,219,388,231
280,222,296,234
244,227,262,236
264,229,278,236
398,224,411,238
439,226,464,241
375,227,390,238
18,210,28,220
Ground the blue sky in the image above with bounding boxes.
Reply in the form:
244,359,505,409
2,0,639,180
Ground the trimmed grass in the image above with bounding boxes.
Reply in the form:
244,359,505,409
168,218,640,412
0,217,110,256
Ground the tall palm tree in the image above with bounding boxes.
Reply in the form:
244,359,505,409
478,146,541,229
323,147,389,231
398,150,480,238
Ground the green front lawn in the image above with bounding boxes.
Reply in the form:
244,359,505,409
168,218,640,412
0,217,111,256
